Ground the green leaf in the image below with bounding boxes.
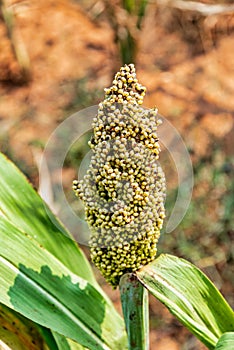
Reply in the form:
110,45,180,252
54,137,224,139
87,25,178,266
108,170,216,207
120,273,149,350
0,215,127,350
0,152,95,287
215,332,234,350
136,254,234,350
0,152,127,348
0,152,124,316
37,327,88,350
51,333,71,350
37,327,60,350
52,333,89,350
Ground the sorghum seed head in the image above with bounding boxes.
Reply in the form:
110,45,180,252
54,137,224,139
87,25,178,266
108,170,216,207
73,64,166,287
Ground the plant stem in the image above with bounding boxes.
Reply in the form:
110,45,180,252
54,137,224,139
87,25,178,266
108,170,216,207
103,0,149,66
120,273,149,350
0,0,31,82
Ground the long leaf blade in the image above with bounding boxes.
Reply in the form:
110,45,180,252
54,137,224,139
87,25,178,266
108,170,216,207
0,152,95,286
136,254,234,349
0,152,126,330
0,215,127,350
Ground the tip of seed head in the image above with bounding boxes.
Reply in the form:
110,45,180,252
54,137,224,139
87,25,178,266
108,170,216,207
104,64,146,105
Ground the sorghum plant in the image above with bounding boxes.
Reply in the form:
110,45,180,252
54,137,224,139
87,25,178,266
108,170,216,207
0,65,233,350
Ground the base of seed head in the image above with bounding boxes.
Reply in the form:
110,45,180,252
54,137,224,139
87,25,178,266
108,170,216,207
90,230,160,287
73,64,166,287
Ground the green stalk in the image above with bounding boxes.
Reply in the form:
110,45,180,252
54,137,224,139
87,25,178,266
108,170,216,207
104,0,149,65
120,273,149,350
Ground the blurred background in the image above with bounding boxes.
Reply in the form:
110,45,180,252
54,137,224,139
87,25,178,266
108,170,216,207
0,0,233,349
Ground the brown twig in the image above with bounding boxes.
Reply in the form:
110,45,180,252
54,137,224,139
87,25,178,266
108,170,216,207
154,0,234,16
0,0,31,83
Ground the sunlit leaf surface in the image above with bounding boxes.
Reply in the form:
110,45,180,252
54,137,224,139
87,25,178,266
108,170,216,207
137,254,234,349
